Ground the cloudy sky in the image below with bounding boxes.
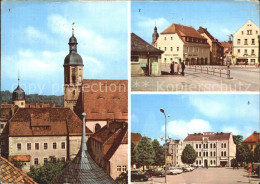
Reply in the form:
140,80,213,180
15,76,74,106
131,94,259,142
131,1,259,43
1,1,128,95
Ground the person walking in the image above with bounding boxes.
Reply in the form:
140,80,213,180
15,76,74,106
181,60,185,76
170,61,174,75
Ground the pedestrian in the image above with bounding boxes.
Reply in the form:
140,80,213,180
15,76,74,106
181,60,185,76
170,61,174,75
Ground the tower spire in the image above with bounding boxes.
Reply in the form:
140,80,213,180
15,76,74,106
18,71,20,86
72,22,75,36
81,112,87,154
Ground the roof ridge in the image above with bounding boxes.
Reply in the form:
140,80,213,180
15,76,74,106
0,156,37,184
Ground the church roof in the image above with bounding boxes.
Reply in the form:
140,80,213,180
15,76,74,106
9,108,92,137
82,79,128,120
64,51,84,66
131,33,163,54
0,156,37,184
12,85,25,101
50,113,116,184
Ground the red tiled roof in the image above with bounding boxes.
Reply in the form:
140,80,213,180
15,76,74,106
243,131,260,143
91,121,126,144
220,41,232,49
161,24,205,39
82,79,128,120
9,155,31,162
103,124,128,161
9,108,92,137
0,104,17,120
131,33,164,54
0,156,37,184
197,27,218,42
131,132,142,146
183,132,231,141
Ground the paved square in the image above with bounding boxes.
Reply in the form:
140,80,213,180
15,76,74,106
131,66,260,92
131,168,260,184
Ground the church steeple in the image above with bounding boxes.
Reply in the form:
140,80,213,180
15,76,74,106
69,27,78,53
12,73,26,108
152,24,159,46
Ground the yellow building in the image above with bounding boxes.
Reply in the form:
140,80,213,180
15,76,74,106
233,20,259,65
155,24,210,65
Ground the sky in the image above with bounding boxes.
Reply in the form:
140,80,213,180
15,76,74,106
131,94,260,143
131,1,259,44
1,1,128,95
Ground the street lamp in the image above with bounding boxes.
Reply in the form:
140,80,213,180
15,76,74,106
160,108,171,184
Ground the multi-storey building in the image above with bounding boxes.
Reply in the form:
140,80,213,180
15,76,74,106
8,107,92,172
233,20,259,65
198,27,224,65
167,139,183,166
155,24,210,65
242,131,260,153
220,41,234,65
88,121,128,179
183,132,236,167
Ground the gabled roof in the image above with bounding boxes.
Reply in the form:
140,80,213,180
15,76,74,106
9,108,92,136
161,24,205,39
0,156,37,184
131,33,163,54
131,132,142,146
197,26,218,42
243,131,260,143
82,79,128,120
183,132,231,141
50,113,116,184
104,124,128,161
90,121,126,144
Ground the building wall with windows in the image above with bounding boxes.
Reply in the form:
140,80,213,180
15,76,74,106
183,132,236,167
155,24,210,65
167,139,183,166
233,20,259,65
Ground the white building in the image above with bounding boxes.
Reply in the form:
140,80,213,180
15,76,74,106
167,139,183,166
155,24,210,65
183,132,236,167
233,20,259,65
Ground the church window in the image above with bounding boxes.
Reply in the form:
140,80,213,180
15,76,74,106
72,68,76,84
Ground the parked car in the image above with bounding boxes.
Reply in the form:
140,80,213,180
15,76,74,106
166,167,183,175
182,166,194,172
145,168,166,177
131,170,149,182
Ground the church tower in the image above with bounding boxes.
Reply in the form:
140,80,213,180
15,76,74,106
12,76,25,108
152,25,159,46
63,28,84,111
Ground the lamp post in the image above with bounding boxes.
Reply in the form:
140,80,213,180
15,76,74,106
160,108,171,184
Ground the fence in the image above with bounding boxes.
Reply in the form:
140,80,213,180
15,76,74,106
187,65,231,79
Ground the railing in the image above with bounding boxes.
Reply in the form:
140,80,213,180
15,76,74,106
187,65,231,79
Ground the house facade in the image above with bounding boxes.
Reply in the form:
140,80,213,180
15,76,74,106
8,107,92,172
183,132,236,167
88,121,128,179
233,20,259,65
198,27,224,65
242,131,260,152
167,139,183,166
155,24,210,65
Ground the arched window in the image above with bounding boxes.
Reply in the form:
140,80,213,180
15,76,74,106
95,123,101,132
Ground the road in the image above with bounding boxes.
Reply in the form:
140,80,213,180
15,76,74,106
131,167,260,184
131,65,260,92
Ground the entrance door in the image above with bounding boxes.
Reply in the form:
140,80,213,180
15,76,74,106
204,159,208,167
151,57,158,75
220,161,227,167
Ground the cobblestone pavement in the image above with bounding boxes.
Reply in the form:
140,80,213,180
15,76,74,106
131,65,260,92
131,167,260,184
